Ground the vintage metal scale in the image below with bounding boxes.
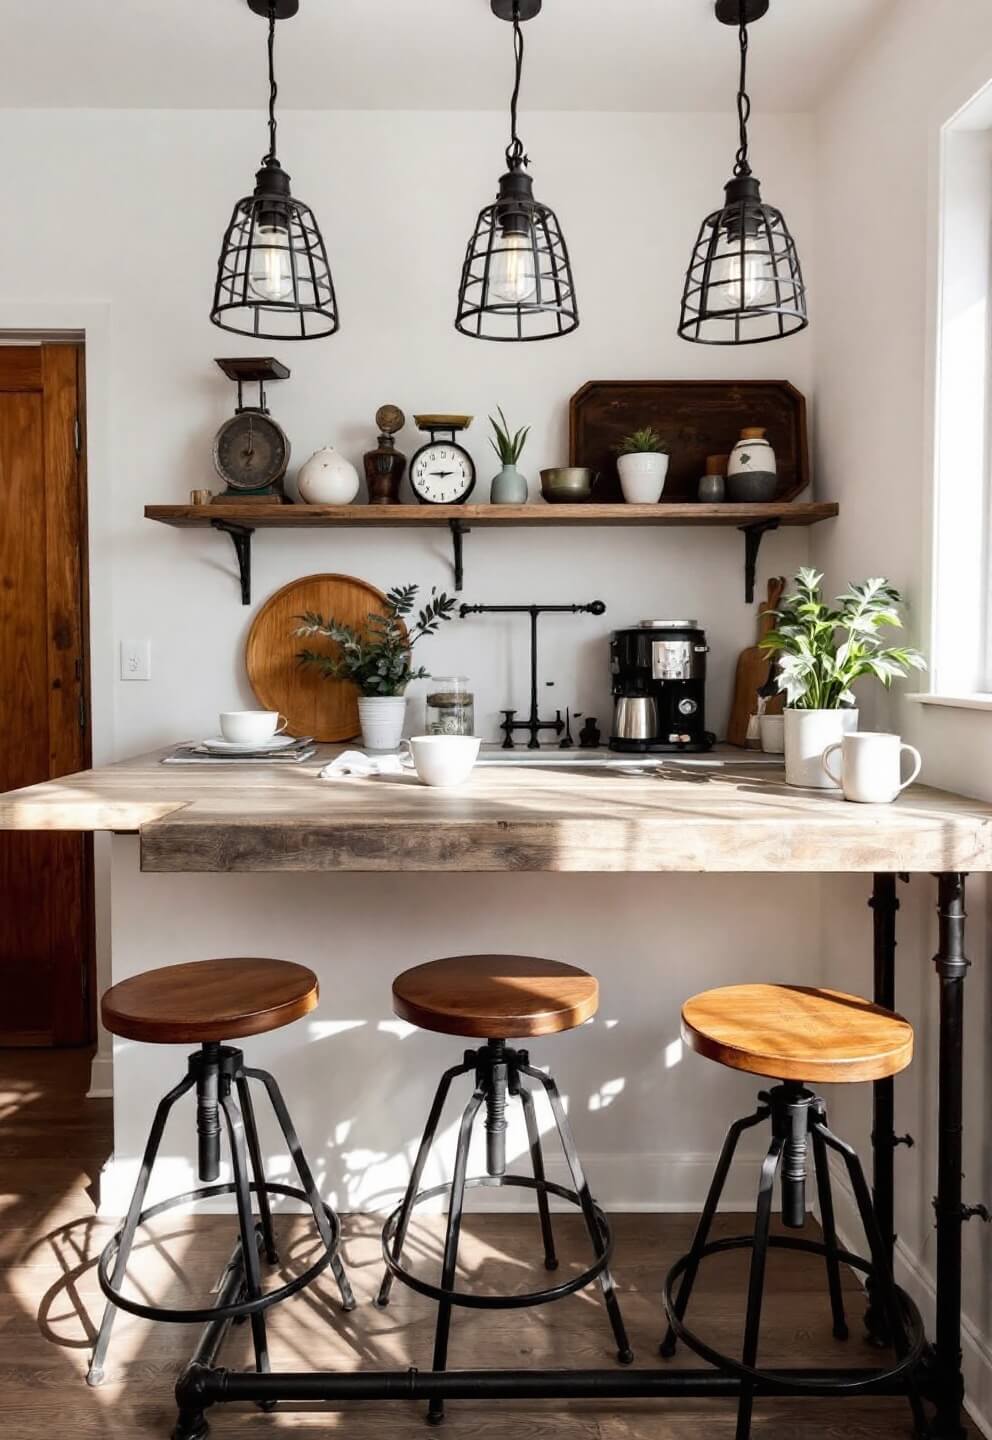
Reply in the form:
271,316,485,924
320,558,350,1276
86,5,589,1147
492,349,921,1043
211,357,292,504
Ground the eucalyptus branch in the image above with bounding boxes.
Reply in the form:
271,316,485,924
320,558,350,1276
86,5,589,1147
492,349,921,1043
293,585,456,698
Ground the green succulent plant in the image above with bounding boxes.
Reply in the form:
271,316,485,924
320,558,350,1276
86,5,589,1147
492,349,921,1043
615,427,669,456
489,407,530,466
294,583,457,698
759,567,926,710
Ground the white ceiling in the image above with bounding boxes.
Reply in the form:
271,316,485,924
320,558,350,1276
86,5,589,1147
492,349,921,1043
0,0,891,112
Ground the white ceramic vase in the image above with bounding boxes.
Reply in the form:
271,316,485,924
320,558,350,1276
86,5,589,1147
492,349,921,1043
617,452,669,504
298,447,360,505
726,427,778,503
358,695,407,752
784,708,859,789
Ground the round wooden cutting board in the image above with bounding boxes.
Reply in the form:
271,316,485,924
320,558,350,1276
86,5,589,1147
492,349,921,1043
247,574,392,742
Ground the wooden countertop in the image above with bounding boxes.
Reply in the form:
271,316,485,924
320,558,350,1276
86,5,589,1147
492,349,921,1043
2,746,992,875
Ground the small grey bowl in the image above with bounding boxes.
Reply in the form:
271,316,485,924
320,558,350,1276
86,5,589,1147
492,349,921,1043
725,471,779,502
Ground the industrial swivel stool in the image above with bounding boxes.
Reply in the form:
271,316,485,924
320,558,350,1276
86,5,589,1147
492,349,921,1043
376,954,633,1424
660,983,927,1440
86,958,355,1389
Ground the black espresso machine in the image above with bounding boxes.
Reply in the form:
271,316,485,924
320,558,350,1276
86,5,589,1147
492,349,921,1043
609,620,715,753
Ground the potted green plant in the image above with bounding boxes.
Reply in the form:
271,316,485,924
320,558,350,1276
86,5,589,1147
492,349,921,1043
488,408,530,505
614,427,670,503
295,584,457,751
760,568,926,788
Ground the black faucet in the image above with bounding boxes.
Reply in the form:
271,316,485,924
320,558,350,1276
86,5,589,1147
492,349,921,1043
459,601,606,750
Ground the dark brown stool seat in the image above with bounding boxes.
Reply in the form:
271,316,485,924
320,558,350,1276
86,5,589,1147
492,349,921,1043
391,953,598,1039
681,983,914,1084
101,957,319,1045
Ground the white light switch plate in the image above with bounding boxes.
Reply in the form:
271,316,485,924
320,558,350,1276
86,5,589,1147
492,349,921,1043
120,638,151,681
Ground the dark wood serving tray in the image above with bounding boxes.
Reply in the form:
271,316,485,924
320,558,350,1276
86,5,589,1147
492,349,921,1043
569,379,809,504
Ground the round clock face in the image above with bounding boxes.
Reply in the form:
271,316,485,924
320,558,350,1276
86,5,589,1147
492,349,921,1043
212,412,290,493
409,441,476,504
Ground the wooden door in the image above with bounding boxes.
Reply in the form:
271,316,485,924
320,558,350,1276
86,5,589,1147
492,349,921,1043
0,343,93,1046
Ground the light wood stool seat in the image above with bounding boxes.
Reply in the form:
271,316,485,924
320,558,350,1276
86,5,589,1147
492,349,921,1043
681,983,914,1084
391,953,598,1039
101,957,319,1045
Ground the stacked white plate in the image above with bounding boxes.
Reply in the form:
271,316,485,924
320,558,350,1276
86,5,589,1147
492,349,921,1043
200,734,300,755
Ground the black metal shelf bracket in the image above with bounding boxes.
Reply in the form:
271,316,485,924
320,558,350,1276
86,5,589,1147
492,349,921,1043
211,520,255,606
739,519,781,603
450,520,470,592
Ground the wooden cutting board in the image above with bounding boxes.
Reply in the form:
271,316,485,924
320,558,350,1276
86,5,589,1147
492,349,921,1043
727,576,785,747
247,574,392,742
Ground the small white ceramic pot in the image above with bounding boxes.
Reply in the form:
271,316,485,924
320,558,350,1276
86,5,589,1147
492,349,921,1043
759,713,785,754
784,708,859,789
357,695,407,751
617,452,669,504
298,447,360,505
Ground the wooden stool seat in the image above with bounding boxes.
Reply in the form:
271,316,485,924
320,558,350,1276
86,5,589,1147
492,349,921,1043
101,958,319,1044
681,983,913,1084
391,954,599,1039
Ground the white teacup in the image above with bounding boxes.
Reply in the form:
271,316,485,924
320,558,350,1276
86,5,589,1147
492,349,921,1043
219,710,288,744
821,731,922,804
400,735,481,788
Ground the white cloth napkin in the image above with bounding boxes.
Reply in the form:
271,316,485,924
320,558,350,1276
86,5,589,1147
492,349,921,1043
318,749,405,779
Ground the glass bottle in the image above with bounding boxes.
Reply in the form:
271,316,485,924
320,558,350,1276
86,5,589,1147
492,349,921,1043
426,677,475,737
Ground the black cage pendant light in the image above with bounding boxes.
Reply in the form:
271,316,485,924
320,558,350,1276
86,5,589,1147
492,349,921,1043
211,0,338,340
455,0,578,342
678,0,807,345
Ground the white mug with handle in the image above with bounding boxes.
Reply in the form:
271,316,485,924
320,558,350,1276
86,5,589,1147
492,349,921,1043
821,731,922,804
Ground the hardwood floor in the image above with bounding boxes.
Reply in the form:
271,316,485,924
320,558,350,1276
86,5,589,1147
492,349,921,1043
0,1049,970,1439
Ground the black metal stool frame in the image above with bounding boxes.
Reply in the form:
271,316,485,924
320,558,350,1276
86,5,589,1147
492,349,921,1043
660,1081,929,1440
375,1039,633,1423
87,1041,355,1391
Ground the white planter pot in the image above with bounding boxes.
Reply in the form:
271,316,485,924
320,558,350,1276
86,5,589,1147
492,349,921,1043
617,452,669,504
784,708,859,789
358,695,407,752
298,447,360,505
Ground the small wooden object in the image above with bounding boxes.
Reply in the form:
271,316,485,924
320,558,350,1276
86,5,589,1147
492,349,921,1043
391,954,599,1039
101,957,318,1044
247,573,392,742
681,983,914,1084
727,576,785,747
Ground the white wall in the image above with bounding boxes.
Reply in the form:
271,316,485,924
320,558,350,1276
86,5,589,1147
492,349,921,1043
812,2,992,1428
0,105,824,1206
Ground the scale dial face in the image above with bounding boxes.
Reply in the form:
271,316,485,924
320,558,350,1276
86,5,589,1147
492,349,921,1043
212,411,290,493
409,439,476,505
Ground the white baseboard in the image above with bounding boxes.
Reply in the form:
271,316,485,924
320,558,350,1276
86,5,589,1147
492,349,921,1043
97,1148,767,1219
86,1051,114,1099
828,1157,992,1440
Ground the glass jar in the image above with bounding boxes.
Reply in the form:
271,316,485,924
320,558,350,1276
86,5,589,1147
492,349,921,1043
425,677,475,737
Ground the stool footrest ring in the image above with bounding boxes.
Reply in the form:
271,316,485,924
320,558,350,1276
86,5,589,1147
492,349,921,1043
382,1174,613,1310
662,1233,926,1393
97,1181,342,1324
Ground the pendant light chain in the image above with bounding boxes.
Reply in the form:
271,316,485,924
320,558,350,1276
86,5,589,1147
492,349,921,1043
263,3,279,165
733,3,752,178
505,3,529,172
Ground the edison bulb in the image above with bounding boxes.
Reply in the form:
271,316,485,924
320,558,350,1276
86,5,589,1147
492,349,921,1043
489,230,537,305
713,250,773,310
249,226,293,303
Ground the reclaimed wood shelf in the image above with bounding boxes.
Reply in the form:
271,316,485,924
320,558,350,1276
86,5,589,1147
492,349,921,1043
145,501,839,605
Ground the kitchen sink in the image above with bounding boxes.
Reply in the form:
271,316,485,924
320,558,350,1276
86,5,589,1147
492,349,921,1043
475,746,783,770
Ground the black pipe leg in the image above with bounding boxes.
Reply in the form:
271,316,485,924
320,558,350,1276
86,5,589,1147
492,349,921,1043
376,1063,471,1309
220,1092,272,1396
428,1087,485,1426
518,1083,558,1271
817,1120,930,1438
811,1120,849,1341
931,873,970,1440
736,1137,783,1440
661,1106,769,1358
868,871,900,1344
247,1066,357,1313
87,1072,196,1387
236,1076,278,1265
523,1065,634,1366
